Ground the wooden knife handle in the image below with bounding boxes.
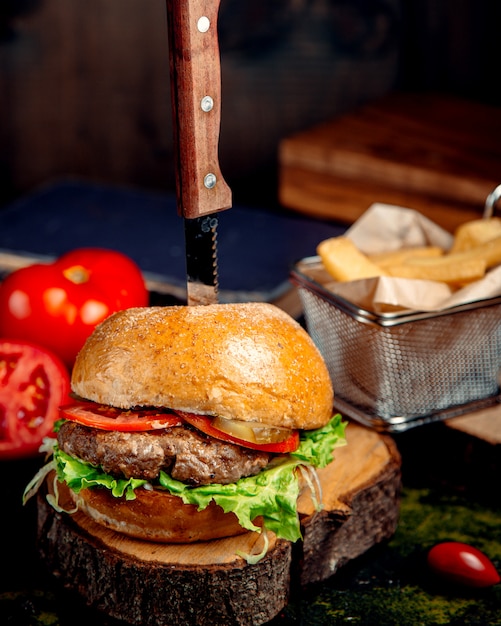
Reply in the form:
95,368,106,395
166,0,232,219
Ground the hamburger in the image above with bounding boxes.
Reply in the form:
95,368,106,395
25,303,345,561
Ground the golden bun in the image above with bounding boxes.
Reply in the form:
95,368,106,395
72,303,333,430
71,486,248,542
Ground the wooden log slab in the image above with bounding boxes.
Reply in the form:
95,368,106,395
299,422,401,585
37,493,291,626
36,422,401,626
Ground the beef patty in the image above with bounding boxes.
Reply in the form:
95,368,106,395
57,421,271,486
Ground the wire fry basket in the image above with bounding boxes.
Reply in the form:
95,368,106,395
291,255,501,432
291,191,501,432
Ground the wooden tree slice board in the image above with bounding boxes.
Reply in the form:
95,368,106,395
36,422,401,626
299,422,401,585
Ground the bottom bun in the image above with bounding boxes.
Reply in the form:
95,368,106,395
71,486,250,543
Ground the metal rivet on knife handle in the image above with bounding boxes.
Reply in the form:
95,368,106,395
197,16,210,33
201,96,214,112
204,173,217,189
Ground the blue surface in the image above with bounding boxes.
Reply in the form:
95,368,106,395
0,180,345,300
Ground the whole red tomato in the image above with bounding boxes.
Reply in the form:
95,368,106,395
0,339,71,459
0,248,148,368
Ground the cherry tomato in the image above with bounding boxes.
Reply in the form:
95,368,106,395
60,402,183,432
0,339,71,459
427,542,500,588
0,248,148,368
175,411,300,453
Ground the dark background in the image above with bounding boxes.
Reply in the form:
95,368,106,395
1,0,500,209
1,4,500,623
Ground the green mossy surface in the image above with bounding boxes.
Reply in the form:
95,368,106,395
0,590,59,626
273,487,501,625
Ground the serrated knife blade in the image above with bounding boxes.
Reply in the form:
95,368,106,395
183,214,219,305
166,0,232,306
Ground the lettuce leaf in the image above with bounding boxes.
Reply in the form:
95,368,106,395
54,445,148,500
292,413,346,468
47,414,346,545
158,457,303,541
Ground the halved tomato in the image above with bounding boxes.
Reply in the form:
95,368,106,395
60,402,183,432
175,411,300,454
0,339,71,459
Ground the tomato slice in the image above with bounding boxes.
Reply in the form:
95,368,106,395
59,402,299,452
60,402,183,432
0,339,71,459
175,410,300,453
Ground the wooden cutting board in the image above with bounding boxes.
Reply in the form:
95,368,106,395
279,92,501,232
36,422,401,626
446,402,501,445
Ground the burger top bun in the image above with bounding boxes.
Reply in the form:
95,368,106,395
72,303,334,430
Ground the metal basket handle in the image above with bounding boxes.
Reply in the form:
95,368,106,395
484,184,501,218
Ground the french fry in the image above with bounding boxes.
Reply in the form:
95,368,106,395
317,237,388,282
386,234,501,286
387,256,487,286
368,246,444,269
477,234,501,269
450,217,501,253
317,225,501,288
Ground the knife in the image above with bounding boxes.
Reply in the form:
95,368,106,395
166,0,232,305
